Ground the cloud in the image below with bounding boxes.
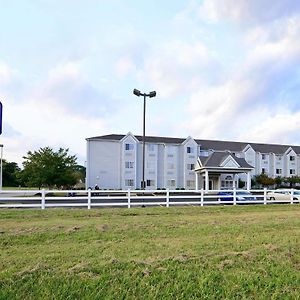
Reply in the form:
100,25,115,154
241,111,300,144
183,8,300,143
0,63,23,103
3,98,109,165
199,0,300,25
35,62,116,117
0,63,14,85
114,56,137,77
142,40,217,98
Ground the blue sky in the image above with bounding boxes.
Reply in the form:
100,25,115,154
1,0,300,165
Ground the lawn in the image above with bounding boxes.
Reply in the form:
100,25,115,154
0,205,300,299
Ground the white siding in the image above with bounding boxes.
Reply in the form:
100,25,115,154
87,140,121,189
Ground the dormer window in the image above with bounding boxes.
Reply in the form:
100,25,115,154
187,146,193,154
261,154,266,160
125,143,134,151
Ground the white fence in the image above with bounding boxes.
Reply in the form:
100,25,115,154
0,188,299,209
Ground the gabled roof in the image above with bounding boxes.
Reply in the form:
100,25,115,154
86,134,300,154
199,151,253,169
86,134,186,144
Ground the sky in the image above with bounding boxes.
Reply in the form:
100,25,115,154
1,0,300,166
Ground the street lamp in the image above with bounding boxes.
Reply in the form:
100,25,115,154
133,89,156,189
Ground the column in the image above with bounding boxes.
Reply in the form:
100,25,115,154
233,174,236,189
247,172,251,191
195,173,199,190
205,170,209,192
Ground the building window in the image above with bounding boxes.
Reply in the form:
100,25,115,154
148,144,155,151
186,180,195,188
147,161,155,169
187,146,193,154
125,143,134,150
261,154,266,160
276,169,282,175
125,161,134,169
167,180,176,187
187,163,195,170
125,179,134,187
290,169,296,175
146,180,155,187
167,154,174,158
276,155,282,161
262,168,266,174
168,163,175,169
290,156,295,161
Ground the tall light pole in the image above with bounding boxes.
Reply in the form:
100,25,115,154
133,89,156,189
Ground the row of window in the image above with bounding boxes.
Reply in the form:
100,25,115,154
126,143,198,155
127,143,299,162
125,143,156,151
263,168,296,175
124,179,155,187
261,154,296,161
124,179,195,188
125,161,195,171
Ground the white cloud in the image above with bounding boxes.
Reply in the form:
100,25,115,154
4,98,108,165
142,40,215,98
0,63,14,85
114,56,137,77
34,62,115,117
183,9,300,143
199,0,300,25
241,111,300,144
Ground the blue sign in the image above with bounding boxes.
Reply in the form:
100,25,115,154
0,102,2,135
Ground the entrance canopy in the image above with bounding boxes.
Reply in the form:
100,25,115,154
194,151,254,191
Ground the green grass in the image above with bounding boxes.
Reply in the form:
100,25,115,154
0,205,300,299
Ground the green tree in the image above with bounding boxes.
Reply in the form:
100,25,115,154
20,147,78,189
254,173,275,187
284,176,300,188
274,176,283,188
2,160,21,187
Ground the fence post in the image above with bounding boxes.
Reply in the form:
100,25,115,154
87,189,91,209
200,188,204,207
264,188,267,205
41,189,45,210
233,188,237,205
291,189,294,205
127,189,131,208
166,188,170,207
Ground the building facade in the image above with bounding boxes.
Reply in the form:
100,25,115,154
86,132,300,190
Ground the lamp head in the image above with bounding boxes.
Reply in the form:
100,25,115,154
133,89,141,96
149,91,156,98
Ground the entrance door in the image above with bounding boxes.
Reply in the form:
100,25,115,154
209,180,213,190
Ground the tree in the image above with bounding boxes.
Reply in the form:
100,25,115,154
20,147,78,189
284,176,300,188
274,176,283,188
254,173,275,187
2,160,21,187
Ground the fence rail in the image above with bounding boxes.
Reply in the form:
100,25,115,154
0,188,299,209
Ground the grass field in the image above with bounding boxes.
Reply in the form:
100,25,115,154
0,205,300,299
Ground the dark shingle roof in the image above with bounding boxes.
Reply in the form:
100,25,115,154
86,134,186,144
199,152,253,169
87,134,300,154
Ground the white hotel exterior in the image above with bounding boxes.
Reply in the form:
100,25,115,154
86,132,300,190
